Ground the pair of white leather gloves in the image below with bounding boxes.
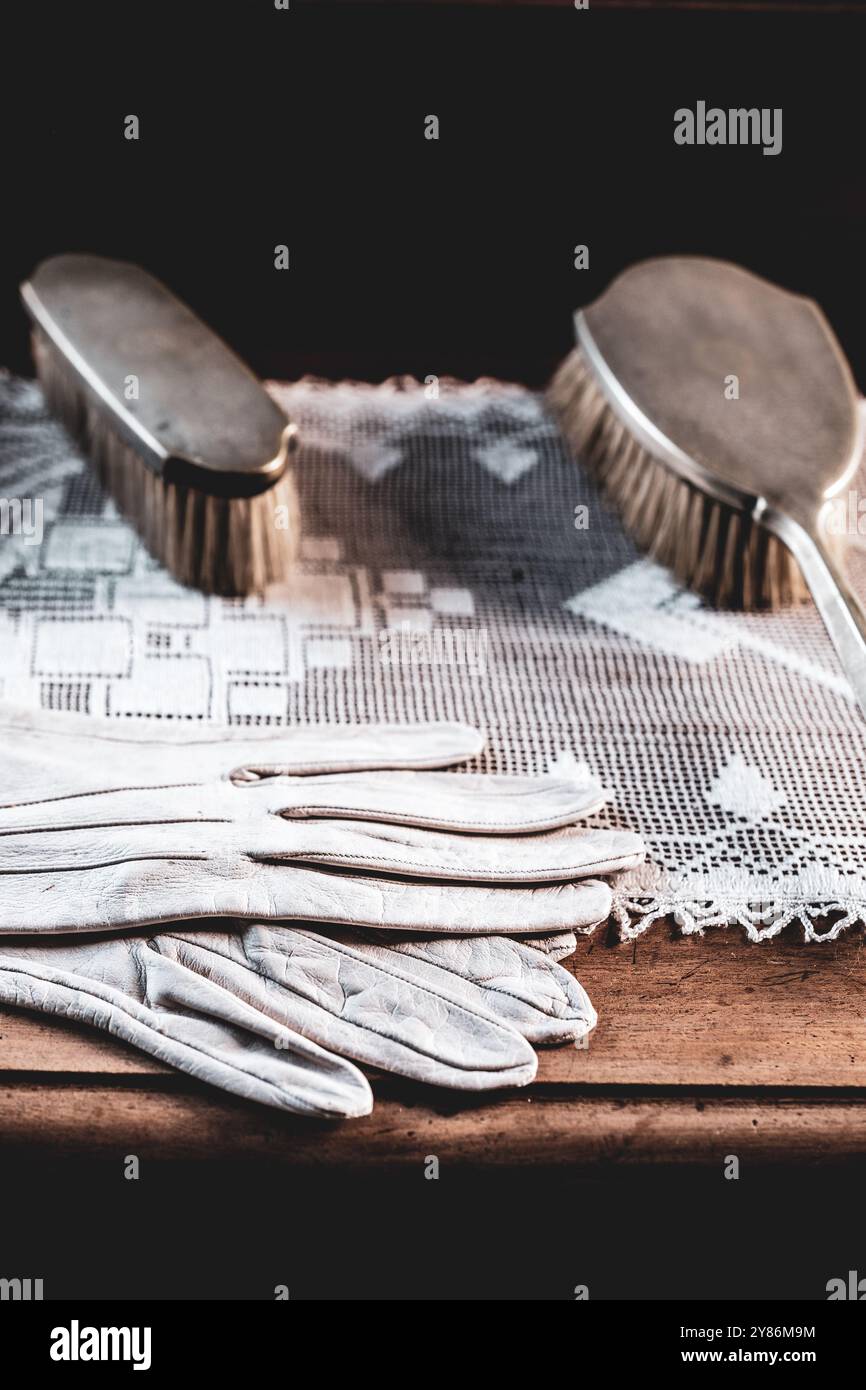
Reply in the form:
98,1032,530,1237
0,706,645,1116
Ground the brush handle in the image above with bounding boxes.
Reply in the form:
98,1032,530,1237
780,518,866,720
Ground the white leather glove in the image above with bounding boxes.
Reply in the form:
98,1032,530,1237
0,923,596,1116
0,706,644,936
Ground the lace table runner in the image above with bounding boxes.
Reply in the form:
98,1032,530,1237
1,371,865,943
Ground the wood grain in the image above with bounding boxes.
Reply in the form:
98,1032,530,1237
0,1010,169,1074
3,1080,866,1166
537,923,866,1086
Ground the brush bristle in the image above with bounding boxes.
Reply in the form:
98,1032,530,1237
32,328,300,596
548,346,845,611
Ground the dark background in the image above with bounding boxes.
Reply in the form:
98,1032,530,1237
2,1155,866,1302
2,1,865,389
2,0,866,1304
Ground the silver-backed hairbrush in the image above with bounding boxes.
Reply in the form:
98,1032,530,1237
548,256,866,719
20,254,300,596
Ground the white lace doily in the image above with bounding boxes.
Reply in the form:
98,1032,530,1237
1,371,865,944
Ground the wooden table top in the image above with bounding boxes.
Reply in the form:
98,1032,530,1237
3,921,865,1168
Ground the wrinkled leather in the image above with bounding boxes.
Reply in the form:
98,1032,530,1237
0,706,646,1115
0,923,597,1117
0,705,645,936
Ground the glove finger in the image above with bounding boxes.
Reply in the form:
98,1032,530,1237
323,928,597,1046
262,867,614,935
0,938,372,1117
161,928,537,1091
0,858,613,935
250,819,645,881
260,767,607,831
0,757,609,848
223,721,485,776
0,705,485,772
0,803,644,881
0,705,484,799
524,932,578,960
